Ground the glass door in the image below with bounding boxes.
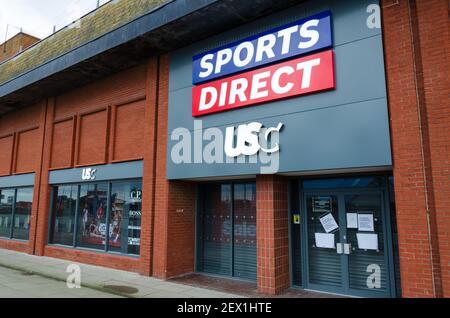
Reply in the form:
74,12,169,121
303,190,391,297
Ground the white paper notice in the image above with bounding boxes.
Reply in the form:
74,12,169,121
346,213,358,228
319,213,339,233
356,233,378,250
357,213,374,232
315,233,335,249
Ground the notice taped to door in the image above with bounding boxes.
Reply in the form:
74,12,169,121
357,213,374,232
319,213,339,233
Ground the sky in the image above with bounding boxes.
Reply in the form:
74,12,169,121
0,0,112,44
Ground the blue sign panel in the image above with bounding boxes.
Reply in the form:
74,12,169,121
192,10,332,85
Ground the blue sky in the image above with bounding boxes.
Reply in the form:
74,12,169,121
0,0,112,44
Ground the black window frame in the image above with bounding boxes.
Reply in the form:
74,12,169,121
48,178,142,257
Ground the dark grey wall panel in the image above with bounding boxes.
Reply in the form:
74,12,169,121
167,0,391,180
49,161,143,184
0,173,35,188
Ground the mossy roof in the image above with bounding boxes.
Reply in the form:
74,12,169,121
0,0,170,85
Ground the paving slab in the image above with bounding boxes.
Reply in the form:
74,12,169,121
0,248,241,298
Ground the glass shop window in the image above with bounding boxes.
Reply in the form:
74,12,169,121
76,183,108,251
50,185,78,246
0,187,34,240
49,180,142,256
0,189,14,238
109,181,142,255
12,188,33,240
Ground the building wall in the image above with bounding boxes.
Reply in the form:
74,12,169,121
0,101,44,176
0,33,40,63
50,64,147,169
0,0,448,298
167,0,392,180
0,100,46,254
38,64,154,275
152,55,197,279
381,0,449,297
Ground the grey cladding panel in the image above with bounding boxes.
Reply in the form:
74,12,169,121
0,173,35,188
167,0,390,179
49,161,143,184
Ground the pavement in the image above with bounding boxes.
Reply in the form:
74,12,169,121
0,248,241,298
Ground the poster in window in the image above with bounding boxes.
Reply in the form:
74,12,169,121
312,196,332,213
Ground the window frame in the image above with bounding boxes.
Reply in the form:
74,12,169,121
47,178,142,257
0,186,33,241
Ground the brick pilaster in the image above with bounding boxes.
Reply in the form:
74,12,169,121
33,97,55,256
381,0,448,297
256,175,290,295
152,54,196,279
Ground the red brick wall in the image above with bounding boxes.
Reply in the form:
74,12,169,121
0,101,47,254
382,0,449,297
256,175,289,295
44,245,142,272
50,65,147,170
0,102,43,176
152,54,197,279
0,33,39,63
413,0,450,297
0,238,29,253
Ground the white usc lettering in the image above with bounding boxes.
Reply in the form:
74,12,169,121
224,122,283,157
81,168,96,181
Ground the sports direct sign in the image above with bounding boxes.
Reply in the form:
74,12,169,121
191,11,335,117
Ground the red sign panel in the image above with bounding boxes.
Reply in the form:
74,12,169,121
192,49,335,117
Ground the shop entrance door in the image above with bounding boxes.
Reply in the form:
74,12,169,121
197,182,257,281
303,190,393,297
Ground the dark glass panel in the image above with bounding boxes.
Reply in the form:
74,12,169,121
12,187,33,240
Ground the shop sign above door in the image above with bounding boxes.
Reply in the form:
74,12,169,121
191,10,334,116
192,11,332,84
81,168,96,181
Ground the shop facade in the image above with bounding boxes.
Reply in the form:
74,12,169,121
0,0,448,298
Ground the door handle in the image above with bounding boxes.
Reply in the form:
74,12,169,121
336,243,343,254
344,243,351,255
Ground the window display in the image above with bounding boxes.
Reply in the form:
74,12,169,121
49,179,142,256
109,181,142,255
76,183,108,250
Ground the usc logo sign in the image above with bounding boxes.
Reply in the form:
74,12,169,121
81,168,96,181
224,122,283,157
